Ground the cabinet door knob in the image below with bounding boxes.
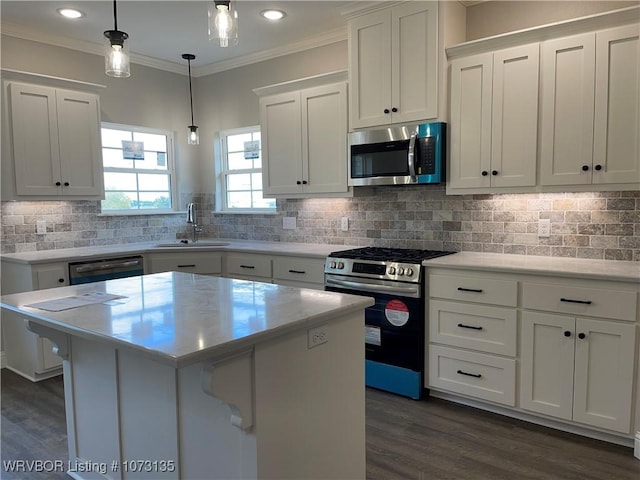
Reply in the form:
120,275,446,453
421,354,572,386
491,170,498,176
63,182,70,186
581,165,590,171
383,109,390,114
578,333,586,340
391,107,398,113
55,181,62,186
564,330,572,337
481,171,488,176
58,278,65,283
302,180,308,185
296,181,302,185
594,164,602,171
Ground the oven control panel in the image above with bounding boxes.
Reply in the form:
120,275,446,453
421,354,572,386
324,257,421,282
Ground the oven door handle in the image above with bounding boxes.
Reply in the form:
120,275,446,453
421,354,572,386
325,277,419,296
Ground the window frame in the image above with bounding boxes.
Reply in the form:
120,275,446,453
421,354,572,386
217,125,275,213
100,122,177,215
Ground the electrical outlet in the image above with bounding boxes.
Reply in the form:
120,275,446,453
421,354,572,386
308,324,328,349
282,217,296,230
538,219,551,238
341,217,349,232
36,220,47,235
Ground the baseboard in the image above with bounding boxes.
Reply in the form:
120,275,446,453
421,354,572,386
635,432,640,460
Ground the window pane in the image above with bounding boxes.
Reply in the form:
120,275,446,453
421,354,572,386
139,173,169,191
251,173,262,190
102,128,131,148
227,133,253,152
138,192,171,209
252,192,275,209
227,173,251,191
227,191,252,209
102,148,134,169
134,153,166,170
104,172,137,191
102,191,136,210
133,132,167,152
227,152,253,170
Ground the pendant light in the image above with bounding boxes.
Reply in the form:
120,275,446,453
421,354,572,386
182,54,199,145
103,0,130,77
208,1,238,48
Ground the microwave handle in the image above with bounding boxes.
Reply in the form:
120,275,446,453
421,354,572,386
408,132,418,182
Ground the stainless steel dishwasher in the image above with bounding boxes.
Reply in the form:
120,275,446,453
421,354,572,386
69,256,144,285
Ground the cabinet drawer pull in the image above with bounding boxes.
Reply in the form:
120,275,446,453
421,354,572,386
288,269,306,274
560,298,592,305
457,323,483,331
457,369,482,379
457,287,483,293
240,265,256,269
177,264,196,268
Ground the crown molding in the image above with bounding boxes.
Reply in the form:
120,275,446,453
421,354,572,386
1,22,347,78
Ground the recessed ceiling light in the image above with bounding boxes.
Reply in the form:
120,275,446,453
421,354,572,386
260,9,286,21
57,8,84,19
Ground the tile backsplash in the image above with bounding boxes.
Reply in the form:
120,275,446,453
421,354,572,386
2,187,639,261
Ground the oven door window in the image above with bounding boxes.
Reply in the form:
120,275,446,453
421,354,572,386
350,141,410,178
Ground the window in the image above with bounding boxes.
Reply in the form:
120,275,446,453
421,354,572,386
101,123,175,213
218,126,275,212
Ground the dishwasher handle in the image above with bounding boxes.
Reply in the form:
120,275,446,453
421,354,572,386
73,259,142,273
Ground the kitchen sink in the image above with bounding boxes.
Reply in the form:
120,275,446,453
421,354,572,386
154,241,231,248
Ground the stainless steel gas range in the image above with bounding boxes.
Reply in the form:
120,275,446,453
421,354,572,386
324,247,455,399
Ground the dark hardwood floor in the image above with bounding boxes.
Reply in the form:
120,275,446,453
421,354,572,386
2,369,639,479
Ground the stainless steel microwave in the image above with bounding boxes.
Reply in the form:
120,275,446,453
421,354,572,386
348,122,446,186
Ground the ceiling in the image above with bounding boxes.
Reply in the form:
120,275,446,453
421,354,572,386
1,1,374,76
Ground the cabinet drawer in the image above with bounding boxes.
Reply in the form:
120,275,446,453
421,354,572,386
522,281,637,321
225,253,272,279
148,253,222,275
428,345,516,406
272,256,325,285
428,300,517,356
428,272,517,306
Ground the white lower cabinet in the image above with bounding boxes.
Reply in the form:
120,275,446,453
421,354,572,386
146,253,222,275
272,256,325,290
224,253,272,282
521,311,636,434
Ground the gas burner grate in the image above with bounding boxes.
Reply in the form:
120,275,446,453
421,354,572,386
328,247,455,263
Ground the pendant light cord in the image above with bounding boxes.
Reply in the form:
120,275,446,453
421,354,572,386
113,0,118,31
187,58,195,126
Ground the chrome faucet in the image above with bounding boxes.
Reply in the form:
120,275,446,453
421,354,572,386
186,202,203,243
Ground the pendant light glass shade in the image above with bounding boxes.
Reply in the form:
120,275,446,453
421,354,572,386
104,1,130,78
182,54,199,145
208,1,238,48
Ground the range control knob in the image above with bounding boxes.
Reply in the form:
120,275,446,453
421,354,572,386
330,261,336,269
337,262,345,269
388,266,396,275
397,267,405,276
406,267,414,276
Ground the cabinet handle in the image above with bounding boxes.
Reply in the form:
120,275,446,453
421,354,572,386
58,278,65,283
581,165,590,171
296,181,302,185
288,269,306,274
560,298,592,305
564,330,572,337
578,333,587,340
302,180,308,185
457,369,482,379
594,164,602,171
177,264,196,268
491,170,498,176
391,107,398,113
55,181,62,186
240,265,256,269
457,287,483,293
63,182,70,186
458,323,483,331
383,109,390,114
481,171,488,176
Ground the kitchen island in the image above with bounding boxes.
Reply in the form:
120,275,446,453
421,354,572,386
0,272,374,479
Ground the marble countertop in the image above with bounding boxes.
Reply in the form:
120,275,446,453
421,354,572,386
424,252,640,283
0,272,374,367
0,239,363,265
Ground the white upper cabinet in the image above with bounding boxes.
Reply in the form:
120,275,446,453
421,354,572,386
541,24,640,186
449,44,539,191
258,75,349,198
8,82,104,198
348,1,439,129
